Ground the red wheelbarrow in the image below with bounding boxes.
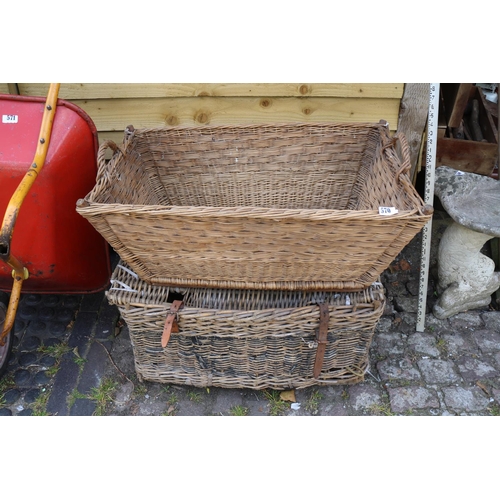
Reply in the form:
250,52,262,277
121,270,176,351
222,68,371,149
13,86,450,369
0,84,111,376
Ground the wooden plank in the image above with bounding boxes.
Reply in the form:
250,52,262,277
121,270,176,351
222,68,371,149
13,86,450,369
71,96,401,131
474,86,498,143
397,83,429,183
441,83,473,128
17,83,404,100
0,83,11,94
436,137,497,176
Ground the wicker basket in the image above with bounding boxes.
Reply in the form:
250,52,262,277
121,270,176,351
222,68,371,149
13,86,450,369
78,121,432,291
106,260,386,389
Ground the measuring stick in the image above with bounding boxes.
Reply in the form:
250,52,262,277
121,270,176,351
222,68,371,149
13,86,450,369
416,83,440,332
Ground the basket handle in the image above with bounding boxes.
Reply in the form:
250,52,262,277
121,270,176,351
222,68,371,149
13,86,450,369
97,140,121,170
392,132,412,178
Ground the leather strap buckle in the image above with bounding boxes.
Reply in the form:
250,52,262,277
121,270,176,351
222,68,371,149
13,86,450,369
161,300,184,348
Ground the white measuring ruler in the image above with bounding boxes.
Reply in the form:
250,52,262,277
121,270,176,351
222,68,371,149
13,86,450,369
416,83,440,332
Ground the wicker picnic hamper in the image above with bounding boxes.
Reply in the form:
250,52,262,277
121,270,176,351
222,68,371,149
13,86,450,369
78,121,432,291
106,260,386,389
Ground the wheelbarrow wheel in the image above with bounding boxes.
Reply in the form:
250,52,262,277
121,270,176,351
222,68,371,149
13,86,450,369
0,302,13,378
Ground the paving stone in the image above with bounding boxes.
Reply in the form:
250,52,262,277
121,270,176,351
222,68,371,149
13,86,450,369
63,295,82,309
13,319,26,334
26,320,48,336
406,279,420,296
441,332,479,357
76,341,112,394
470,330,500,353
114,380,134,406
3,388,21,405
423,313,450,333
245,399,268,416
25,294,43,306
70,397,97,416
20,335,41,351
448,313,484,330
68,311,96,350
43,337,62,347
80,291,106,313
372,332,405,357
18,352,37,367
408,332,440,357
38,307,56,320
398,312,418,328
481,311,500,331
492,388,500,404
17,408,34,416
55,308,75,324
456,356,499,382
494,352,500,370
0,408,12,416
375,317,393,333
377,357,421,382
42,295,62,307
24,388,41,404
136,397,171,416
388,386,440,414
33,371,51,385
40,355,56,367
46,357,80,416
349,383,383,411
18,305,38,320
48,323,68,337
94,303,120,341
442,386,490,412
176,398,209,416
417,359,461,384
13,369,31,386
213,389,243,414
319,402,349,416
394,296,419,314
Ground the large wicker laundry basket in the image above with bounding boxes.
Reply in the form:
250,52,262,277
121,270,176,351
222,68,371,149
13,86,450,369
78,121,432,291
106,260,386,389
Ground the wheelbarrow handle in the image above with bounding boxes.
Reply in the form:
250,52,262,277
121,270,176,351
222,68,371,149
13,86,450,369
0,83,60,257
0,83,60,343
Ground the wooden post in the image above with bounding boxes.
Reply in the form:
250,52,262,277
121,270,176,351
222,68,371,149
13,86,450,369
397,84,430,185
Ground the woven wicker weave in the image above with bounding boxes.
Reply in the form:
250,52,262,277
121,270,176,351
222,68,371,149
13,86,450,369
78,121,432,291
107,261,386,389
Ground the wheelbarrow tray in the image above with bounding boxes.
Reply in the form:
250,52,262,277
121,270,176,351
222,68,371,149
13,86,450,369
0,93,111,293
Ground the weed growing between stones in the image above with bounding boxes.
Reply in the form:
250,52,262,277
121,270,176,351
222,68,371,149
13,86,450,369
187,390,202,403
229,405,249,416
72,348,87,373
89,378,117,416
31,390,50,416
263,390,289,416
0,372,14,405
134,383,148,397
488,404,500,416
305,389,323,414
368,402,394,416
67,388,87,410
435,337,448,355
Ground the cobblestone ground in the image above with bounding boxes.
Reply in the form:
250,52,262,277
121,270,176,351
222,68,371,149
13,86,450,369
1,212,499,416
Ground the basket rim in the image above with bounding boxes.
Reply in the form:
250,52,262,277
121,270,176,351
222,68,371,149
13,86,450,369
77,202,427,219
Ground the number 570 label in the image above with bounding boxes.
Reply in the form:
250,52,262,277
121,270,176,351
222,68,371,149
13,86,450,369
2,114,19,123
379,206,398,215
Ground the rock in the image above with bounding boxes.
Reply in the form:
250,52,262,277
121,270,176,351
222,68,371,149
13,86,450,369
433,166,500,319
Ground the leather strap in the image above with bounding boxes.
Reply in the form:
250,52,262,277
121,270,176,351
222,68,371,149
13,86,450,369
161,300,183,348
313,303,329,378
